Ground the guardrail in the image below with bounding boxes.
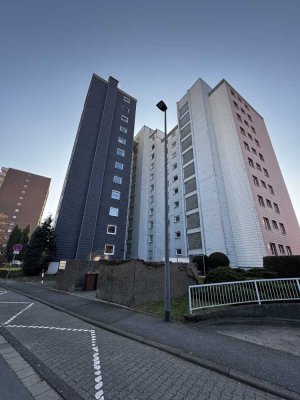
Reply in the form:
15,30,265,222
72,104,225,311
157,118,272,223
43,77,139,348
188,278,300,314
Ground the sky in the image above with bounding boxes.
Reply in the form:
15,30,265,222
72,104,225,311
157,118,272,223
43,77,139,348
0,0,300,222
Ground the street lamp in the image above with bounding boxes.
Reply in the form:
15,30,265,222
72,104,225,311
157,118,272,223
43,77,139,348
156,100,171,322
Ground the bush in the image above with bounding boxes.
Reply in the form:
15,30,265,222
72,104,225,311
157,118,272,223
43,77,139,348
245,268,277,279
192,254,209,274
204,267,246,284
0,267,23,279
264,255,300,278
208,252,230,269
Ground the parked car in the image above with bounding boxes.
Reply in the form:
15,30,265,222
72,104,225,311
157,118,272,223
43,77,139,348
11,260,23,266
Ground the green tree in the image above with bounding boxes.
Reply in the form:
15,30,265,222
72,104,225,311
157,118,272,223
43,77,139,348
5,225,21,262
23,216,56,276
19,225,30,261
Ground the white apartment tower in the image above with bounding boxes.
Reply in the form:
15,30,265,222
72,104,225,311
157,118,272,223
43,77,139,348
127,78,300,267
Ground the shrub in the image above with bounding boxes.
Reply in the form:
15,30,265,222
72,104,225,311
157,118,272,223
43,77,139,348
0,267,22,279
264,255,300,278
245,268,277,279
204,267,246,284
192,254,209,274
208,252,230,270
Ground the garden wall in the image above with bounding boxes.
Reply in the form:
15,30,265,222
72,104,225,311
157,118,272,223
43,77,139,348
56,260,100,292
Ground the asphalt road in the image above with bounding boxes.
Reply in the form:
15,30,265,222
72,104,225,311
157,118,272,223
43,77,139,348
0,287,280,400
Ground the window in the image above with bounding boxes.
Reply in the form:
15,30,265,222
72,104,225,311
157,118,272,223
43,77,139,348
149,235,153,243
118,137,126,145
104,244,115,255
266,199,272,208
171,141,176,148
12,216,17,219
150,184,154,192
123,96,130,104
121,115,128,123
149,195,154,203
245,103,249,110
23,185,27,188
231,89,236,97
107,225,117,235
174,201,179,208
113,175,122,184
263,168,269,177
278,244,285,255
173,187,179,195
263,217,271,230
176,249,182,256
233,101,238,109
268,185,274,195
274,203,280,213
272,220,278,229
115,162,124,170
173,175,178,182
17,203,21,206
244,142,250,151
151,153,155,160
15,209,19,212
248,158,254,168
286,246,292,255
150,163,154,170
149,208,153,216
172,163,177,170
120,126,127,134
247,114,252,122
279,223,286,235
248,133,253,140
259,153,264,162
270,243,277,256
175,231,181,238
21,190,26,194
122,106,129,113
252,147,257,155
244,120,249,127
256,163,261,171
150,173,154,180
117,148,125,157
19,196,24,200
240,127,246,136
172,151,177,158
26,179,30,182
241,108,245,114
148,221,153,229
151,144,155,150
109,207,119,217
174,215,180,223
237,113,242,122
251,126,256,134
258,195,265,207
255,139,260,147
111,190,120,200
253,176,259,186
261,180,267,189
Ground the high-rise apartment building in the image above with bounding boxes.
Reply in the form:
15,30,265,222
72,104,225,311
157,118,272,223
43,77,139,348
128,78,300,267
0,167,51,256
55,74,136,261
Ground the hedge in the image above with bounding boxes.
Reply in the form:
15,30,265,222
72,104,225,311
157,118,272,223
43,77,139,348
0,267,23,279
204,266,277,284
264,255,300,278
208,252,230,269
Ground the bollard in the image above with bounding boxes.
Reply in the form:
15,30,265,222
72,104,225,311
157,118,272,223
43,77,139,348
41,269,44,285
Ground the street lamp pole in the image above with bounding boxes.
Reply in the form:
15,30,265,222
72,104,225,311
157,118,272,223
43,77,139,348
156,100,171,322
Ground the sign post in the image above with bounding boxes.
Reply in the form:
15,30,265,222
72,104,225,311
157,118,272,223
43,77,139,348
6,244,23,284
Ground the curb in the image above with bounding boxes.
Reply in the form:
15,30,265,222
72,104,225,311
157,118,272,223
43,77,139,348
1,282,299,400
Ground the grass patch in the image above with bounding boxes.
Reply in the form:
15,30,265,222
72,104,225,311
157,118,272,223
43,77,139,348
137,296,189,322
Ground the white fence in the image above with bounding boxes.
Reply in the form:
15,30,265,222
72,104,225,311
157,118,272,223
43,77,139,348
188,278,300,314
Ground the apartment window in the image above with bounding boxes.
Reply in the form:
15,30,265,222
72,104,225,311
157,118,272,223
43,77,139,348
263,217,271,230
12,216,16,219
19,196,24,200
237,113,242,122
23,185,27,188
150,163,154,170
26,179,30,182
21,190,26,194
244,142,250,151
263,168,269,177
174,215,180,223
241,108,245,114
118,137,126,145
258,195,265,207
244,120,249,127
259,153,265,162
107,225,117,235
272,220,278,229
151,144,155,150
248,133,253,140
173,175,178,182
256,163,261,171
255,139,260,147
150,173,154,180
2,244,7,248
149,235,153,243
251,147,257,155
173,187,179,195
261,180,267,189
231,89,236,97
176,249,182,256
286,246,292,255
240,127,246,136
115,162,124,170
270,243,277,255
253,176,259,186
113,175,122,184
268,185,274,195
117,148,125,157
172,163,177,170
248,158,254,168
123,96,130,104
172,151,177,158
278,244,285,255
174,201,179,208
233,101,238,109
109,207,119,217
104,244,115,255
274,203,280,213
150,184,154,192
171,141,176,148
151,153,155,160
111,190,121,200
149,195,154,203
15,209,19,212
251,126,256,134
10,222,14,226
266,199,272,208
120,126,127,134
148,221,153,229
175,231,181,238
247,114,252,122
149,208,153,216
122,106,129,114
245,103,249,110
121,115,128,123
237,96,242,103
279,223,286,235
17,203,21,206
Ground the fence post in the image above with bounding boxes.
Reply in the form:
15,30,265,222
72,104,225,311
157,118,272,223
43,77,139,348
296,278,300,296
188,287,192,314
254,281,261,305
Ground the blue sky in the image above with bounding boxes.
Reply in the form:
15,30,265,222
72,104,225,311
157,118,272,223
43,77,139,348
1,0,299,222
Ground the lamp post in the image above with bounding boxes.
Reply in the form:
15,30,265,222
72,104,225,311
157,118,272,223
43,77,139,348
156,100,171,322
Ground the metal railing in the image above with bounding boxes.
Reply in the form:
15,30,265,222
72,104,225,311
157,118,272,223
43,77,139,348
188,278,300,314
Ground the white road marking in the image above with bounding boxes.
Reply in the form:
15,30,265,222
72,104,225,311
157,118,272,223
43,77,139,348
3,303,34,325
0,291,7,296
0,301,31,304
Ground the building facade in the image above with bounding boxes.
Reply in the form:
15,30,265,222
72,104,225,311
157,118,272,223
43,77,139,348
128,78,300,267
55,74,136,261
0,167,50,257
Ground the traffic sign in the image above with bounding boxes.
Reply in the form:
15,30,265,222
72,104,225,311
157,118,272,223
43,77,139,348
13,250,20,255
13,243,23,252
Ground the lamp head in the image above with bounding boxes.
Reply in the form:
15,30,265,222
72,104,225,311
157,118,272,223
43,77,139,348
156,100,168,112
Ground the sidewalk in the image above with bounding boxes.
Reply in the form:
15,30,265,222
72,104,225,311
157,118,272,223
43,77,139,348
1,279,299,400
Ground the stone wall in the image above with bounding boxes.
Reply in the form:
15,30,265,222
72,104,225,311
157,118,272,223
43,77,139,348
96,260,198,307
56,260,100,292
